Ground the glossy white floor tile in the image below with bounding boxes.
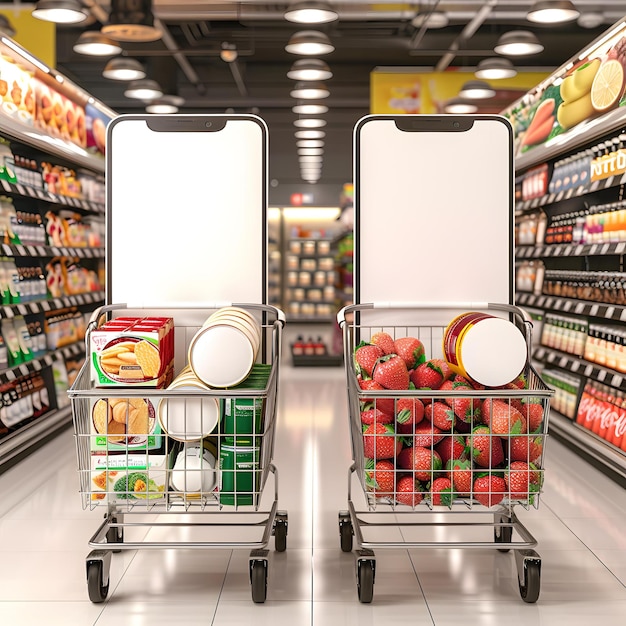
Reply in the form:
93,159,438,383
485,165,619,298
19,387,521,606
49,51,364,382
1,361,625,625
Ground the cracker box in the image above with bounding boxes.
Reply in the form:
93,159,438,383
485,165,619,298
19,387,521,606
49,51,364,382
90,316,174,387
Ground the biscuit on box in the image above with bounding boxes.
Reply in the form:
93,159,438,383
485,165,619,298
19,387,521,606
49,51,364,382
134,340,160,378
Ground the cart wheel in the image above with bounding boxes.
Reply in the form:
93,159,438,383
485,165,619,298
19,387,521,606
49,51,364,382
250,559,268,603
357,559,375,603
340,519,353,553
274,517,288,553
494,524,512,553
106,519,123,553
518,558,541,603
87,560,109,603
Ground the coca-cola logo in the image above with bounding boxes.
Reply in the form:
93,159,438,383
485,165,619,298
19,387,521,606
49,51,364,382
614,415,626,438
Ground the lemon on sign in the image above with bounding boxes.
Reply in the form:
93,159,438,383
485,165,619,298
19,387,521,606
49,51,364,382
590,59,625,112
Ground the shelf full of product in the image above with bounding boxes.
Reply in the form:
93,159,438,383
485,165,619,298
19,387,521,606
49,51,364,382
0,36,112,469
502,17,626,482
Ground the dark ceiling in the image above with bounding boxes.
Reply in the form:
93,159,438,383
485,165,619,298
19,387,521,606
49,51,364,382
9,1,626,195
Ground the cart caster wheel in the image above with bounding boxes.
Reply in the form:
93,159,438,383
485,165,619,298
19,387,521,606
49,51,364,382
494,524,512,553
106,520,123,553
340,519,353,553
87,560,109,603
274,512,288,553
518,558,541,603
357,559,375,603
250,559,268,603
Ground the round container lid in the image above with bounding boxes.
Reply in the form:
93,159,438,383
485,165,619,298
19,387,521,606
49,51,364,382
459,317,527,387
189,325,254,387
158,385,220,441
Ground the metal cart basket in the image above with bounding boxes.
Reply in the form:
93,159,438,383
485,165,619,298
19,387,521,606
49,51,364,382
69,301,286,604
337,301,553,604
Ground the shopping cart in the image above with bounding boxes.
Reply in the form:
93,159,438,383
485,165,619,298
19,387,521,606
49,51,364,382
69,301,286,603
337,301,553,604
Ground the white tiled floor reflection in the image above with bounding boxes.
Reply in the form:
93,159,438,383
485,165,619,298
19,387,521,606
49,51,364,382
1,362,625,625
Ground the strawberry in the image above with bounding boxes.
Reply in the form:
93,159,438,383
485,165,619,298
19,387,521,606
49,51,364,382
412,422,445,447
365,458,395,497
425,401,456,431
441,379,482,424
395,397,425,434
482,396,524,420
397,446,442,482
410,358,451,390
370,331,396,355
373,354,410,390
393,336,425,370
434,434,467,467
446,458,472,496
509,373,528,389
504,461,541,500
395,475,424,507
508,435,543,464
360,407,393,425
522,401,544,433
466,425,504,468
430,476,453,507
358,379,395,415
484,399,527,437
454,374,485,390
363,423,402,459
473,474,507,507
354,342,383,378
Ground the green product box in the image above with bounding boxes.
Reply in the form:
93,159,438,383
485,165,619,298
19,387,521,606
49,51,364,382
219,443,260,506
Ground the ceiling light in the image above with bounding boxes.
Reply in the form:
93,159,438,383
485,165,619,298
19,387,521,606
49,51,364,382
297,140,325,148
73,32,123,56
145,95,185,114
290,81,329,99
443,98,479,114
475,57,517,80
411,10,449,29
494,30,544,56
577,12,604,29
301,166,322,173
32,0,88,24
299,148,324,156
294,118,327,128
295,129,326,139
292,102,329,115
0,15,16,37
287,58,333,81
284,1,338,24
527,1,580,24
220,43,238,63
102,0,161,42
103,57,146,80
124,78,163,100
458,80,496,99
285,30,334,55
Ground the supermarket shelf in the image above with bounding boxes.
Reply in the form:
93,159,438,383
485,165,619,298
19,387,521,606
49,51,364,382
1,242,105,259
516,292,626,322
291,353,343,367
0,341,85,385
548,409,626,487
0,291,105,319
0,405,72,471
0,178,104,214
517,241,626,259
286,316,336,324
533,345,625,391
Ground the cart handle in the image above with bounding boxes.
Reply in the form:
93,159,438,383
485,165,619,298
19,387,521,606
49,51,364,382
337,302,532,327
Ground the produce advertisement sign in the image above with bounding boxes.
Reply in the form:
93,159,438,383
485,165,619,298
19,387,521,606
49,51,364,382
503,29,626,156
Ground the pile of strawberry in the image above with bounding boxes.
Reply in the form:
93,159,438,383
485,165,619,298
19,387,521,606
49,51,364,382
355,331,545,509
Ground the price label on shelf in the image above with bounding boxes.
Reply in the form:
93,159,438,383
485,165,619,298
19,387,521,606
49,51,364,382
601,243,610,254
590,304,599,316
616,242,625,254
612,375,623,388
25,186,35,197
597,369,607,382
1,180,10,192
575,303,584,314
41,301,50,312
574,245,583,255
606,307,615,320
31,360,42,371
547,193,555,204
559,356,568,368
585,365,593,377
563,301,572,312
571,361,580,372
555,191,564,202
17,304,26,315
590,244,599,255
537,296,546,307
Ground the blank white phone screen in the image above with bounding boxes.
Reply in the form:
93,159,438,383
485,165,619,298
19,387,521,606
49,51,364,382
107,116,266,306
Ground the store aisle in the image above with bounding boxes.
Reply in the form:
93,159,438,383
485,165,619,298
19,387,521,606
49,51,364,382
1,363,626,625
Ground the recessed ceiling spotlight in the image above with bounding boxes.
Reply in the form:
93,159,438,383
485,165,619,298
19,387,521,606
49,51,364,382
32,0,88,24
475,57,517,80
443,98,479,114
458,80,496,99
124,78,163,100
411,10,449,29
287,58,333,81
103,57,146,80
73,32,123,56
292,102,329,115
290,81,330,99
284,2,338,24
285,30,334,55
527,1,580,24
294,118,327,128
494,30,544,56
295,129,326,139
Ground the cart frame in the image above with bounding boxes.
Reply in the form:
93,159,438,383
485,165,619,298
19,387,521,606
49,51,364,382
337,301,553,604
